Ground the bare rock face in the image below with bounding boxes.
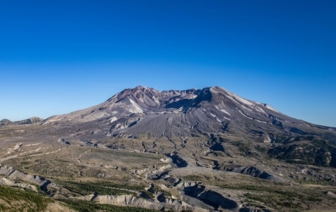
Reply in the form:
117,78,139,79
218,165,285,181
0,165,59,194
181,183,239,211
0,165,48,186
92,194,208,211
0,177,38,192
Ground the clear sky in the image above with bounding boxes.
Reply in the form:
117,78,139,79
0,0,335,127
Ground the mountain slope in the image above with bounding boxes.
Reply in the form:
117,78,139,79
43,85,335,139
38,86,336,168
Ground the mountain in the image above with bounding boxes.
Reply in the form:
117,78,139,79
0,117,43,127
39,85,336,167
43,85,335,136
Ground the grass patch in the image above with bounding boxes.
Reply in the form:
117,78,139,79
60,181,149,197
294,178,335,186
152,185,171,198
20,161,32,166
61,181,137,196
183,175,203,181
218,182,323,211
230,141,250,155
92,149,160,160
242,192,306,211
0,185,52,211
61,199,158,212
27,151,43,156
54,158,70,163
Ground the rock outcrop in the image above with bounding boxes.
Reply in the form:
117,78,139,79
91,194,209,212
218,166,285,182
0,165,59,194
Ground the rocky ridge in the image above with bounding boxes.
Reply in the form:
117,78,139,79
0,117,43,127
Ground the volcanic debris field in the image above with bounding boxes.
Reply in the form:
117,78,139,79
1,86,336,212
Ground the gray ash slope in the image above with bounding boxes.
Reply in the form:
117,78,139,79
42,86,336,167
43,85,335,138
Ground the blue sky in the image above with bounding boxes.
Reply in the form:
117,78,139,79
0,0,335,127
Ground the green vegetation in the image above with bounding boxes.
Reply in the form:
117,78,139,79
152,185,171,198
27,151,43,156
61,199,158,212
20,161,32,166
183,175,203,181
294,178,335,186
268,136,336,167
92,149,160,160
243,193,302,211
61,181,142,196
217,183,325,211
0,185,51,212
255,145,268,153
182,174,217,184
230,141,250,155
55,158,71,163
61,180,172,200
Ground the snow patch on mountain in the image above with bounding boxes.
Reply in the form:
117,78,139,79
238,110,253,120
110,116,118,123
215,105,231,116
255,119,267,124
129,98,144,114
265,104,279,113
152,96,160,105
233,95,255,107
209,112,222,123
241,104,253,113
254,106,268,116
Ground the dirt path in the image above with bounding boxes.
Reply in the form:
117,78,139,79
0,154,18,162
